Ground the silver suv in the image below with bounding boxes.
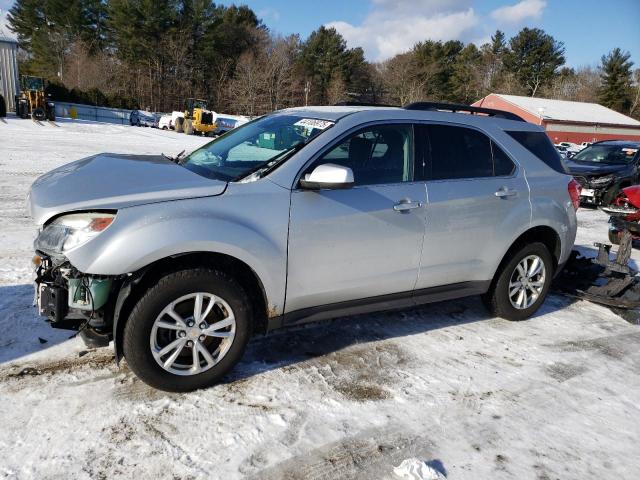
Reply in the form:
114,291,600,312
29,103,579,391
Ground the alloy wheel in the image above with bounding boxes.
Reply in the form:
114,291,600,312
508,255,546,310
150,292,236,376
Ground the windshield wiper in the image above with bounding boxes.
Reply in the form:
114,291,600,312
236,141,307,182
162,150,186,164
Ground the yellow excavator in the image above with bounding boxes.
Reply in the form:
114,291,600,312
174,98,216,136
15,76,55,121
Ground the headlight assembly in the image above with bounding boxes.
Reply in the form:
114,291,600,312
590,174,615,186
36,212,116,253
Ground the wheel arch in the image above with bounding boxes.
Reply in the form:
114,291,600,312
492,225,562,285
113,251,270,363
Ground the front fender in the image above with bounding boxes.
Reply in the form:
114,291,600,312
65,181,291,315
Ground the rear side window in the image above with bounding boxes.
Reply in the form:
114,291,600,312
428,124,494,180
492,143,516,176
416,124,515,180
507,131,567,173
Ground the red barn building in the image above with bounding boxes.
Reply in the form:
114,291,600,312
473,94,640,143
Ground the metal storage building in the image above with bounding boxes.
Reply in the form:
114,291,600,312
472,94,640,143
0,35,19,112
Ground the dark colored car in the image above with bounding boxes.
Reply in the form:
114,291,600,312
565,140,640,205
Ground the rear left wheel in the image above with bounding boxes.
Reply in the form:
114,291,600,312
123,268,251,392
482,242,553,321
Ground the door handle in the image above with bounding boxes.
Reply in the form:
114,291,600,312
393,199,422,212
494,187,518,198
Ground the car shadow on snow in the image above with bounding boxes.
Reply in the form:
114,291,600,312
0,283,576,382
0,284,75,364
223,291,574,386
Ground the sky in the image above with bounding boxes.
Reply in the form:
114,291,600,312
1,0,639,67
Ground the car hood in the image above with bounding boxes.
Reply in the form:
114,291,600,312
564,160,629,176
29,153,227,225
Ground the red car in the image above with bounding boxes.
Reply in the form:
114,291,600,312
602,185,640,244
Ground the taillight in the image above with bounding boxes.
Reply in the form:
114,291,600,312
568,178,581,210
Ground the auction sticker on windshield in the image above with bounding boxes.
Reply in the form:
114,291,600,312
294,119,334,130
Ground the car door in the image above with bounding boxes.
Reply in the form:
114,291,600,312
414,123,530,289
285,124,427,315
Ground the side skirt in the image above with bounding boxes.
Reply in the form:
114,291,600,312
270,281,490,330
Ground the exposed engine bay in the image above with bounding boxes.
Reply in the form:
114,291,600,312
34,254,120,348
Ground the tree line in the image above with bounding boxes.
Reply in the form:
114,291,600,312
7,0,639,118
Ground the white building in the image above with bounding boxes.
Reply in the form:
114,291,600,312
0,35,19,112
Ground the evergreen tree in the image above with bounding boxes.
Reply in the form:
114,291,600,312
503,28,565,97
8,0,106,78
413,40,464,101
452,43,482,104
299,26,369,104
599,48,634,113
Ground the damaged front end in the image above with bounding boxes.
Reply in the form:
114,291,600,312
33,211,121,347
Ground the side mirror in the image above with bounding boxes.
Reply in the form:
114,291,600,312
299,163,354,190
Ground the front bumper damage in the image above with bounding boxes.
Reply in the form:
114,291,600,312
34,253,120,347
573,175,618,206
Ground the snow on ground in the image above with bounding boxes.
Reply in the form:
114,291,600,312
1,115,639,479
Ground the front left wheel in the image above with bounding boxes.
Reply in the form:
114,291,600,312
123,268,252,392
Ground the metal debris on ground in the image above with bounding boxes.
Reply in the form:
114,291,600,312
553,230,640,309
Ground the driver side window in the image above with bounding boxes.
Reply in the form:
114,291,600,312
313,124,414,186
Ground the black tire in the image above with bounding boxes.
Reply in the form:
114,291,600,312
46,107,55,121
175,116,184,133
32,107,46,121
17,100,29,119
0,95,6,117
482,242,553,321
123,268,252,392
608,229,621,245
183,118,193,135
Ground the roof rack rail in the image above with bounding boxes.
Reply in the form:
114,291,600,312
334,101,399,108
404,101,525,122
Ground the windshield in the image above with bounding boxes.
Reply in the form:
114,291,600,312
182,114,335,181
572,144,639,165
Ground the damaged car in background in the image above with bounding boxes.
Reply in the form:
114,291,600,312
29,102,580,392
565,140,640,206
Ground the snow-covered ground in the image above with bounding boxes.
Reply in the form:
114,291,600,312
1,116,639,479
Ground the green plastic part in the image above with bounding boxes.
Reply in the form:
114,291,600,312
68,277,112,311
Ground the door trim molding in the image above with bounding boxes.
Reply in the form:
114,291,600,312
269,280,490,330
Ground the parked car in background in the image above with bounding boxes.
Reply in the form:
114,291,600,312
130,109,156,127
556,142,582,155
29,102,578,391
565,140,640,206
158,114,173,130
555,145,569,158
214,114,249,135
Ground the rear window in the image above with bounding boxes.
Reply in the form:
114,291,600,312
507,131,567,174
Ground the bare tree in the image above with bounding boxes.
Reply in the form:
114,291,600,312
380,53,425,105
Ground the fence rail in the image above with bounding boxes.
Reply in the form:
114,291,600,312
55,102,133,125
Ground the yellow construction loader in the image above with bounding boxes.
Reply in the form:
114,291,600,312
15,76,55,121
174,98,216,136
